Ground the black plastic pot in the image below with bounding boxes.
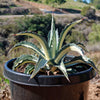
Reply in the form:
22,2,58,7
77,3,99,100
4,59,96,100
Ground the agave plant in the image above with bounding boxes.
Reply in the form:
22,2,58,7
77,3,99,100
9,16,98,81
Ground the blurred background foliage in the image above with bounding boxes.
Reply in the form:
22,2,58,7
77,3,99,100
88,23,100,44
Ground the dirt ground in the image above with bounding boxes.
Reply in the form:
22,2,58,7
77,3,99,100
88,75,100,100
15,0,55,11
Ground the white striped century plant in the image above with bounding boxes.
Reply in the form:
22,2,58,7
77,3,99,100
9,16,98,81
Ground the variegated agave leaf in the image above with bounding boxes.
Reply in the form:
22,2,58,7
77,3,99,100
13,55,38,71
48,30,51,47
64,56,99,72
55,58,70,82
54,43,85,64
58,19,83,50
49,29,56,58
55,29,59,50
30,57,48,79
76,43,88,53
82,56,99,72
9,41,46,59
24,64,35,74
16,32,51,60
48,16,59,58
48,15,55,47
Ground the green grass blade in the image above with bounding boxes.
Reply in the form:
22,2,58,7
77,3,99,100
58,19,83,50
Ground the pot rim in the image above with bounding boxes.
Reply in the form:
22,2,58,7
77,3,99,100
4,58,96,87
